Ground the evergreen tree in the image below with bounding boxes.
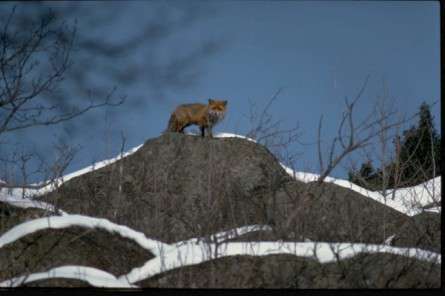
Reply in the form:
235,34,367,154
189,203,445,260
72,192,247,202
348,160,376,189
398,102,440,185
360,161,374,179
350,102,441,189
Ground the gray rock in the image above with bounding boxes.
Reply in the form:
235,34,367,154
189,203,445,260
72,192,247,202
0,133,439,288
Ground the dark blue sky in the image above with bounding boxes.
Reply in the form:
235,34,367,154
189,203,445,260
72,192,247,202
5,1,440,181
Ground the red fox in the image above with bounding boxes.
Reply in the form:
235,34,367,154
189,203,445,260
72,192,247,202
166,99,228,137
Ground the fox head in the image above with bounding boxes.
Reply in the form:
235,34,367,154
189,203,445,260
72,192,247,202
208,98,227,123
208,99,227,111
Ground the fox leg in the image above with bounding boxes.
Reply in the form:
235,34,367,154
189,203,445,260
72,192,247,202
179,122,191,133
206,126,213,138
200,126,205,137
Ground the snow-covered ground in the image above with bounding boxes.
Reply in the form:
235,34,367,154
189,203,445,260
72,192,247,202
122,240,440,285
0,213,441,287
0,144,144,213
220,133,441,216
0,265,136,288
0,214,170,256
0,132,441,287
0,195,68,215
0,144,144,200
279,162,441,216
214,132,257,142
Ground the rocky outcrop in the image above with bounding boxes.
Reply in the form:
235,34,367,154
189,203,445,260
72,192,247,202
0,208,152,285
0,133,440,288
141,253,441,288
392,212,441,252
38,133,294,243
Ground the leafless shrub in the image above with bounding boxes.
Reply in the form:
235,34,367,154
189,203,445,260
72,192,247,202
0,5,126,284
244,88,303,173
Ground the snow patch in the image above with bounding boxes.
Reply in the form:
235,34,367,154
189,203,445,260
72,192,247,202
214,132,256,142
0,144,143,214
122,240,441,284
0,265,136,288
0,218,440,287
176,224,272,247
280,162,441,217
0,195,68,215
0,143,143,200
0,214,170,256
384,235,396,245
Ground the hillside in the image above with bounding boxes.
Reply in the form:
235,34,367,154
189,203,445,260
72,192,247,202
0,133,441,288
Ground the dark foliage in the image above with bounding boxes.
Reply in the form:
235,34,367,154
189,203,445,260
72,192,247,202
349,102,441,190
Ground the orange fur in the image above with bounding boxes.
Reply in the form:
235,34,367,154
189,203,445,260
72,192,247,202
167,99,227,137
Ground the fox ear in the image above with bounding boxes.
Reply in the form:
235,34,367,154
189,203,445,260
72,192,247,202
208,98,214,104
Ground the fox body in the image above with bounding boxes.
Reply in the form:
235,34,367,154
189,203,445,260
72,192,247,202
167,99,227,137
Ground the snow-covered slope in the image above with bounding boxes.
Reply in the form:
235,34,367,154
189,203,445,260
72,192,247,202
0,213,440,287
216,133,441,216
0,265,136,288
0,144,144,213
0,133,440,217
279,162,441,216
0,144,144,199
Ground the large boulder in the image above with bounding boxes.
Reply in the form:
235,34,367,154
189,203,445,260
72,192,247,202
392,212,441,252
0,207,152,285
140,253,440,288
38,133,294,243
